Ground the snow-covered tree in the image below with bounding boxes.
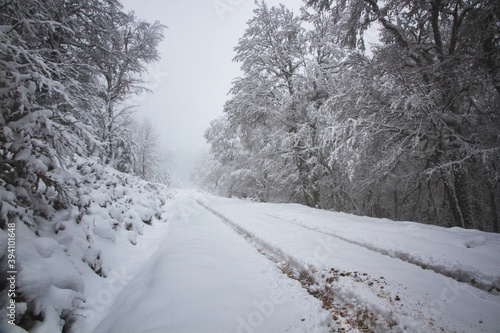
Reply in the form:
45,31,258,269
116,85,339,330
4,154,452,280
0,0,99,225
0,0,168,330
131,118,171,185
206,2,334,206
307,0,500,230
206,0,500,231
86,10,165,168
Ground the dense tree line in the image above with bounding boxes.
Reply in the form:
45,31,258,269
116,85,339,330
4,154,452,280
204,0,500,232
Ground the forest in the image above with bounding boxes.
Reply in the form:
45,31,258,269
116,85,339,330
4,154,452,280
1,0,500,331
203,0,500,232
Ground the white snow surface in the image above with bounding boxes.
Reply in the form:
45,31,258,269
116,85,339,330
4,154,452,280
198,194,500,332
82,192,331,333
73,191,500,333
6,187,500,332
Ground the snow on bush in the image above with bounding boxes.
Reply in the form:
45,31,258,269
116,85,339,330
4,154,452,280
0,157,172,332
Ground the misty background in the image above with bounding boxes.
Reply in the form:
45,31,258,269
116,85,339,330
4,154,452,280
119,0,304,186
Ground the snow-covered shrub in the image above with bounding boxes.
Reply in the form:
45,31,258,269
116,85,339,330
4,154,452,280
0,156,172,332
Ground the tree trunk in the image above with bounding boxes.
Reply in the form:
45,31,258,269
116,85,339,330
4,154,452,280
142,150,146,179
443,171,465,228
453,166,475,229
442,167,475,229
105,100,114,165
491,189,499,233
393,190,399,219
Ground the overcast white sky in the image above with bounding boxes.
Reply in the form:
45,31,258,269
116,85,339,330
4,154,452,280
119,0,304,184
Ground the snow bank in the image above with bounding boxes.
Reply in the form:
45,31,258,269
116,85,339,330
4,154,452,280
0,157,172,332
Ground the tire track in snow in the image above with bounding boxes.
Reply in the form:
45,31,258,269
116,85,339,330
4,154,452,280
195,200,309,279
196,200,387,333
257,211,495,293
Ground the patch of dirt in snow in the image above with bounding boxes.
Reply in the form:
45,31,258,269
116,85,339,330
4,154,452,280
316,269,399,332
291,267,380,332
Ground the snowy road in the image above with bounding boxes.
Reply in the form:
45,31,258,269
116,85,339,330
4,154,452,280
84,194,331,333
201,195,500,332
79,192,500,333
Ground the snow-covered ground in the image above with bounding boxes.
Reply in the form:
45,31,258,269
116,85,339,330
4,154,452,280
70,191,499,333
6,188,500,332
198,194,500,332
81,193,331,333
